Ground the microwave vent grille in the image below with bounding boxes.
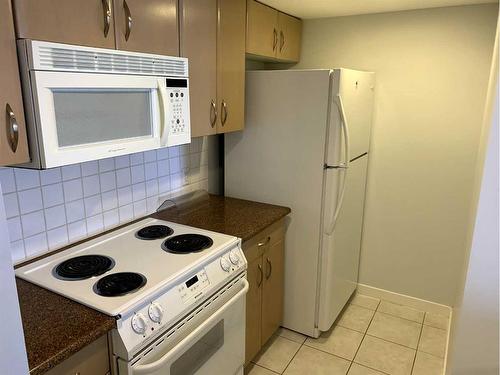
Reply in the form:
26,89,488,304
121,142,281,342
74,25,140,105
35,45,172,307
35,45,187,76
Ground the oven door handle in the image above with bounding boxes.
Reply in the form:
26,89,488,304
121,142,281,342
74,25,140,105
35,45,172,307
158,79,169,147
133,278,249,374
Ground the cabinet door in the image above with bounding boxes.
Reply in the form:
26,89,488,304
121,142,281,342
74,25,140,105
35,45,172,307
0,0,29,166
217,0,246,133
12,0,115,48
180,0,217,137
245,256,263,365
261,230,285,344
114,0,178,55
246,0,278,58
277,12,302,62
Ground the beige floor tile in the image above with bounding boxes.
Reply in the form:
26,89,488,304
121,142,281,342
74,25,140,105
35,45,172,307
278,327,307,344
348,363,386,375
412,351,444,375
354,335,415,375
305,325,364,360
367,312,422,349
337,304,376,333
284,345,351,375
351,294,380,310
253,335,301,373
424,313,450,330
418,326,447,358
246,363,280,375
378,301,425,323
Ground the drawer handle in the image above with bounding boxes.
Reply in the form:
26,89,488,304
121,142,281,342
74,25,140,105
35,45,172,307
210,100,217,128
6,103,19,153
265,258,272,279
257,264,263,287
124,0,133,41
258,236,271,247
102,0,111,37
273,28,278,51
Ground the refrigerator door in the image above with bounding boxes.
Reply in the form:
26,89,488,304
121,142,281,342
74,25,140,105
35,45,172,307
329,69,375,162
318,155,369,331
225,69,332,336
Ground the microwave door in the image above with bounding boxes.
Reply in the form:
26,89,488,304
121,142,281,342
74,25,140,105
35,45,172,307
30,71,163,168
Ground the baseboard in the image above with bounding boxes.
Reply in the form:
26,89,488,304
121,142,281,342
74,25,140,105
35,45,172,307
357,283,452,316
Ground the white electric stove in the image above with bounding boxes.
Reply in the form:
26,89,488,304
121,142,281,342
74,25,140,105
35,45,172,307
16,218,248,375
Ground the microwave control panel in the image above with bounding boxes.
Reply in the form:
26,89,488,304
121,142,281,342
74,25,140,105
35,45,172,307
165,78,190,145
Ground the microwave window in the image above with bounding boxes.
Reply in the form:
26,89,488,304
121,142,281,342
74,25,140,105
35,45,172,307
53,90,153,147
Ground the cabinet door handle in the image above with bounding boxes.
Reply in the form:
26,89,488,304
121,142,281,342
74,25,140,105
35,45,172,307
210,100,217,128
124,0,133,41
279,30,285,52
257,264,263,287
265,258,272,279
273,28,278,51
258,236,271,247
102,0,111,37
6,104,19,153
221,101,228,126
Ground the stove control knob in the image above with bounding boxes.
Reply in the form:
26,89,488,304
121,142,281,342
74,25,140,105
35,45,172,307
131,313,148,334
148,303,163,323
220,257,231,272
229,250,240,265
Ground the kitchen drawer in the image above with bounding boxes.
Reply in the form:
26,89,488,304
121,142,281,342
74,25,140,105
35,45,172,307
45,335,110,375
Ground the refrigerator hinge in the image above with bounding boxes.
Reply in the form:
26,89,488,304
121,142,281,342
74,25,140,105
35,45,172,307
324,163,348,170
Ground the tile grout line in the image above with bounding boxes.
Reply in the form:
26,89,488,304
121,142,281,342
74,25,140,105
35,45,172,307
410,312,426,374
280,335,304,374
346,298,380,374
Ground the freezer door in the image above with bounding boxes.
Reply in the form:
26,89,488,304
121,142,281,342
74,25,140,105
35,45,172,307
318,155,369,331
329,69,375,163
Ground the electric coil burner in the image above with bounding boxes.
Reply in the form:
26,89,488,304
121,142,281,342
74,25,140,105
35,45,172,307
162,234,214,254
54,255,114,280
135,225,173,240
94,272,147,297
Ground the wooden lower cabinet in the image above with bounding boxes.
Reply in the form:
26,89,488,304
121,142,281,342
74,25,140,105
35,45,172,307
243,219,285,364
46,335,110,375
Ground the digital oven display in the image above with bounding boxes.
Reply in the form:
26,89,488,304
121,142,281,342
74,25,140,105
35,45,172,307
185,275,199,288
166,78,188,88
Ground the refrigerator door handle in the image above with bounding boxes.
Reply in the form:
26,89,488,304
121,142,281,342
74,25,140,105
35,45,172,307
326,94,350,235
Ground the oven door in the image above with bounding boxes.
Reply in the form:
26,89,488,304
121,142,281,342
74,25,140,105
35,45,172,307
31,71,169,168
118,278,248,375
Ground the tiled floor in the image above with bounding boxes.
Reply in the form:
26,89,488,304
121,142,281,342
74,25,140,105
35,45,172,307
247,294,449,375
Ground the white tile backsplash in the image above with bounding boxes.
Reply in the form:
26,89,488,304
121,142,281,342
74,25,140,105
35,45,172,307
1,138,211,263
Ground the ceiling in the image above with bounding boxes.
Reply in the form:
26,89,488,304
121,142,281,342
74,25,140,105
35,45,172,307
258,0,498,19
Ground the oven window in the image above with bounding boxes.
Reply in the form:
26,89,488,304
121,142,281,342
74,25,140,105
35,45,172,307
53,89,153,147
170,320,224,375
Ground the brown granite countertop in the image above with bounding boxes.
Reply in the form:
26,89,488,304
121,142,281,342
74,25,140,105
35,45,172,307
16,279,116,375
151,195,291,242
17,194,290,374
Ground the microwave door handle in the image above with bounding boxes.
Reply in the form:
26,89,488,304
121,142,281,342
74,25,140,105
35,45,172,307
133,278,249,374
325,94,350,235
157,80,169,147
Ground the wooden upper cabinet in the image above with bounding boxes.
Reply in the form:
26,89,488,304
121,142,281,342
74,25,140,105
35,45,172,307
113,0,178,55
245,0,302,63
246,0,278,58
277,12,301,62
12,0,116,48
180,0,217,137
0,0,29,166
217,0,246,134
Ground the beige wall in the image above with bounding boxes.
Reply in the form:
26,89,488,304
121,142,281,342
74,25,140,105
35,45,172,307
293,4,498,305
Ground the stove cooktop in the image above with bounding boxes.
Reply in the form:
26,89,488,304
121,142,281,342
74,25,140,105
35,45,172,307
15,218,240,316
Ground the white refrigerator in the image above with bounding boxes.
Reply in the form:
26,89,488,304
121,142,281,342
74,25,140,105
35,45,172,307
224,69,375,337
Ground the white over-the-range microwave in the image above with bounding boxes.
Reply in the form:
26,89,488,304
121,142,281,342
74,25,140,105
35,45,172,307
16,40,191,169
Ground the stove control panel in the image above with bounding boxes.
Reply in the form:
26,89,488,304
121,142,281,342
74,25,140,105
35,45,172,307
178,269,210,303
114,242,247,358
